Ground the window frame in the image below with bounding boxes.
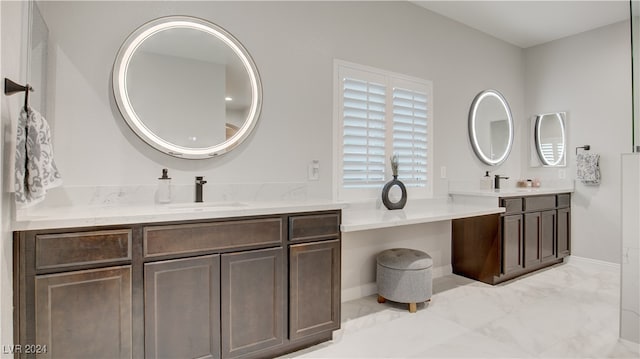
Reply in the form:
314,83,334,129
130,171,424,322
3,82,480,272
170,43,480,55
333,60,434,202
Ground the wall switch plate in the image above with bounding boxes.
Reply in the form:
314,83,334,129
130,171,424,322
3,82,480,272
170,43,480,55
558,169,566,179
440,166,447,179
308,160,319,181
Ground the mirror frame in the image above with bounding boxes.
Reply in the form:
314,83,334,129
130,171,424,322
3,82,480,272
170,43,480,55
112,16,262,159
468,89,514,166
534,112,566,167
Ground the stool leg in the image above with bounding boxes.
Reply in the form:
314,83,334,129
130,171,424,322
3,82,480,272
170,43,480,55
408,303,417,313
377,295,386,303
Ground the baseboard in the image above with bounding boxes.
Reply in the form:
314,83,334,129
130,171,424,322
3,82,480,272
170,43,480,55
341,264,452,302
565,255,621,273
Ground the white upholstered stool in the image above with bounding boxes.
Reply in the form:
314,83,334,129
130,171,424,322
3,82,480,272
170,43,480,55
376,248,433,313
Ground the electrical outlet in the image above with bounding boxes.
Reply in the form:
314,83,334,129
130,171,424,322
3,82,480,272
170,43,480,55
440,166,447,179
558,169,566,179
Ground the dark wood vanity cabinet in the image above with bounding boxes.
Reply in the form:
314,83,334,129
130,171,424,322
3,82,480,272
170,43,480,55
453,194,571,285
14,210,341,359
288,213,341,342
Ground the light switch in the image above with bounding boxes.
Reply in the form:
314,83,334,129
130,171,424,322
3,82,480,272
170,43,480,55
308,160,320,181
440,166,447,179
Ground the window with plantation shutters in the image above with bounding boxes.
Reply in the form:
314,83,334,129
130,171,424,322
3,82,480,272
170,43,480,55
334,61,433,201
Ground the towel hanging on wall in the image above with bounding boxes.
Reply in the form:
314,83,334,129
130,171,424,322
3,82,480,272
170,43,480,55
15,107,62,207
576,152,600,185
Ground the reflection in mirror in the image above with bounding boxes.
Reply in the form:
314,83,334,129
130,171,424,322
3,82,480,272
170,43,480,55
534,112,566,166
468,89,514,166
113,16,262,159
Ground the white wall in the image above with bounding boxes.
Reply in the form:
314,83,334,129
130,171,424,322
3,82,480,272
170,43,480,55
523,21,632,264
0,0,28,353
34,1,524,199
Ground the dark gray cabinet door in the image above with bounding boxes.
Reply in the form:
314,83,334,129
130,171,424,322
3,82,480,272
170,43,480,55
524,212,542,268
540,210,557,262
144,255,220,359
221,247,285,359
35,266,132,359
289,239,341,341
502,214,523,275
557,207,571,258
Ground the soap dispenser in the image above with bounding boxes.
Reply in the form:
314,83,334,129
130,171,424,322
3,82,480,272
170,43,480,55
157,168,172,204
480,171,492,190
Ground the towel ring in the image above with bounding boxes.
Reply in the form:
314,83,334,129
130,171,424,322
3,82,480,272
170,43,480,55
4,78,33,111
575,145,590,155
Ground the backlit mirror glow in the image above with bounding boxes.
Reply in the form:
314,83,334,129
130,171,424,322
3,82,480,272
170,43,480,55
468,89,514,166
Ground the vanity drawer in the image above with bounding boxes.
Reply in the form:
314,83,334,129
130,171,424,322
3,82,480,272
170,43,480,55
289,212,340,242
557,194,571,208
501,198,523,214
35,229,132,271
144,218,283,258
524,196,556,211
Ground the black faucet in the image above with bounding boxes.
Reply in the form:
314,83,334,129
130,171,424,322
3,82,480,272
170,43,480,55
494,174,509,189
195,176,207,202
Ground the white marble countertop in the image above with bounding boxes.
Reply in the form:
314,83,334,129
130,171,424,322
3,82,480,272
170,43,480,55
13,200,344,231
448,186,574,198
340,199,505,232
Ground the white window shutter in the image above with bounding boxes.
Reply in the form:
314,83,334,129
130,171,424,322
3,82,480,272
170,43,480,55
392,86,429,187
342,77,387,188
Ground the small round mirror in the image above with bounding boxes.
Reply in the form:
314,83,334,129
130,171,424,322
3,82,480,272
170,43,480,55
468,89,514,166
535,112,566,166
112,16,262,159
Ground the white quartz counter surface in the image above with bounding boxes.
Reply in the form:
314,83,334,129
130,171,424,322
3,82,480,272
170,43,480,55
13,200,344,231
448,186,574,198
341,200,505,232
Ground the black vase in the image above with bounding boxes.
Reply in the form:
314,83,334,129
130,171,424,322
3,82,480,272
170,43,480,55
381,175,407,210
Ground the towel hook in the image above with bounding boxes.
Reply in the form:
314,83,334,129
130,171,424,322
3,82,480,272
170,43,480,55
575,145,591,155
4,78,34,111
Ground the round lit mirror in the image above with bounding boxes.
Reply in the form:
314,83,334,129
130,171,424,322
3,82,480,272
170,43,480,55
112,16,262,159
535,112,566,166
468,89,514,166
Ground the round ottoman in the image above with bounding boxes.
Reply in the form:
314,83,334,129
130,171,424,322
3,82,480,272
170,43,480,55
376,248,433,313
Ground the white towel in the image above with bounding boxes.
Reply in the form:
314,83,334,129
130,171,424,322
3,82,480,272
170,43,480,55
15,107,62,207
576,152,600,185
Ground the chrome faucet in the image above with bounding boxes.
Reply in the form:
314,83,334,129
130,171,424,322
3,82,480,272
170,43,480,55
195,176,207,202
494,174,509,189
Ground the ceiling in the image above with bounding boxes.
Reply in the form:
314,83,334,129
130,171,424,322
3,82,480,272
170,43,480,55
412,1,630,48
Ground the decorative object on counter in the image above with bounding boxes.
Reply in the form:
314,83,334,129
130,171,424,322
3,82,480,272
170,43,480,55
381,155,407,210
468,89,514,166
376,248,433,313
480,171,493,190
532,178,541,188
6,79,63,207
577,151,601,185
516,179,532,188
157,168,172,203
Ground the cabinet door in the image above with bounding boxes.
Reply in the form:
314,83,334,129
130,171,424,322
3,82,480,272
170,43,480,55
502,214,523,275
557,207,571,258
289,239,341,341
35,266,132,359
221,247,285,359
524,212,542,267
540,210,557,262
144,255,220,359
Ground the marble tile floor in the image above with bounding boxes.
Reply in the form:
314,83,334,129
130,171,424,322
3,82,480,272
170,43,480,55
284,261,640,358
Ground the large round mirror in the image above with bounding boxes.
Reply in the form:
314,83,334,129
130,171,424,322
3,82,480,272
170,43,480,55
468,89,514,166
535,112,566,166
113,16,262,159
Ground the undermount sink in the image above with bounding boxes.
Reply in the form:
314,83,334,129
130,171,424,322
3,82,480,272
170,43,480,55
167,201,249,211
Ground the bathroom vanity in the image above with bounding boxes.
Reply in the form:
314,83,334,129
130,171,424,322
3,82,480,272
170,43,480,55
13,205,341,359
451,191,571,285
